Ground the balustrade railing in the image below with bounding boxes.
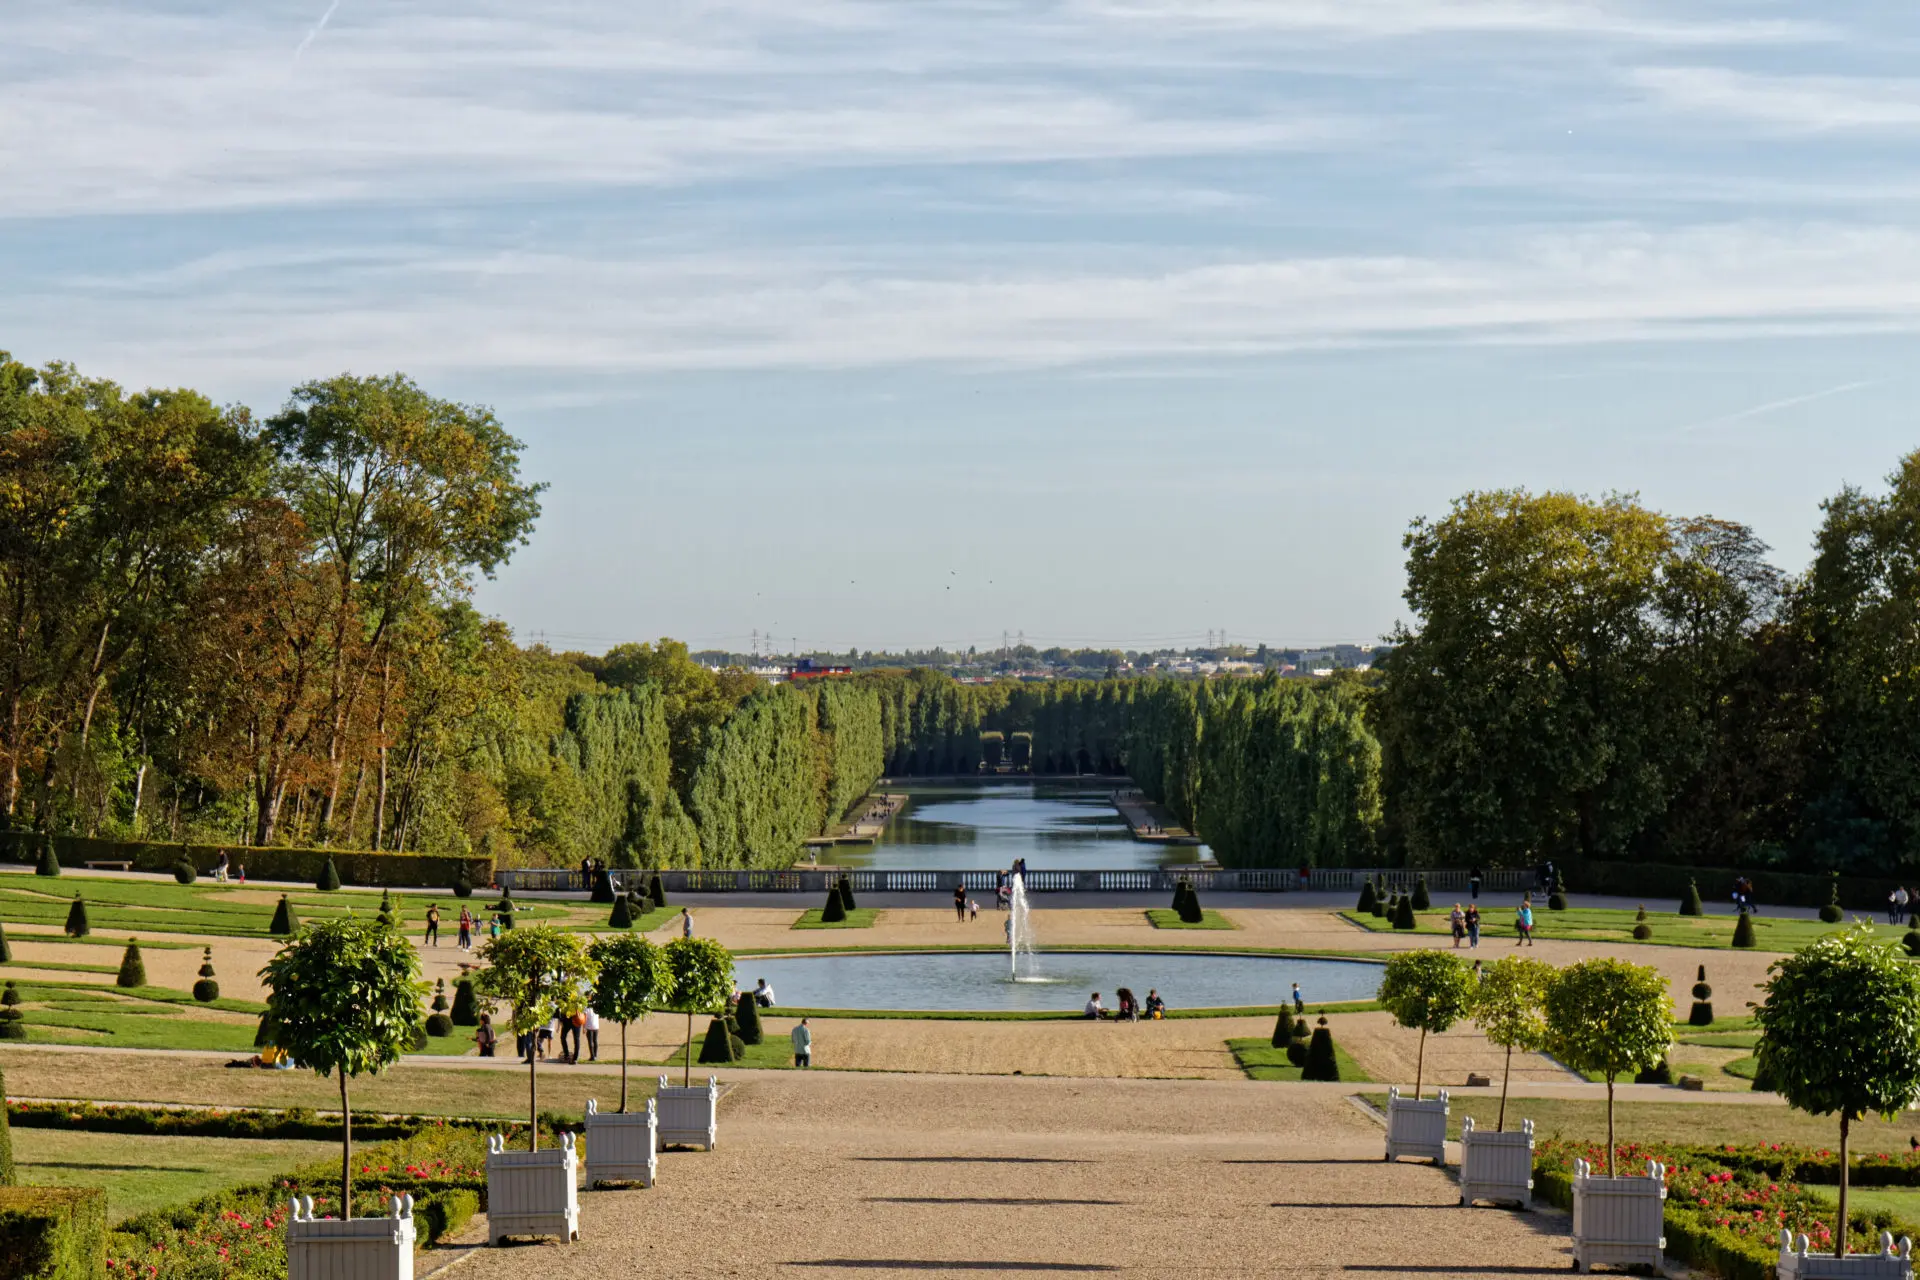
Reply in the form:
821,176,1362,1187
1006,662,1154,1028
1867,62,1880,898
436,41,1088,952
510,864,1540,895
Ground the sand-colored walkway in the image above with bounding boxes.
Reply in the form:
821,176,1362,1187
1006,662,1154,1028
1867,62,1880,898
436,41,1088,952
448,1070,1577,1278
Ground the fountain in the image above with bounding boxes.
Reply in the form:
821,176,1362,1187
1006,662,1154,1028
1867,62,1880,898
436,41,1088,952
1008,872,1039,980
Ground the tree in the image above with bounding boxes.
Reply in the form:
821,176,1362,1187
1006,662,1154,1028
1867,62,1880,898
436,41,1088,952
663,937,734,1086
1542,957,1671,1175
587,933,674,1112
1754,925,1920,1256
1472,957,1554,1130
1377,950,1474,1098
474,924,597,1150
258,917,423,1218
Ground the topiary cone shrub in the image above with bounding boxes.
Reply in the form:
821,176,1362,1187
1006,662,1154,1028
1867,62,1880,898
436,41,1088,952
35,835,60,877
733,991,763,1045
377,889,395,926
1411,876,1431,911
1301,1017,1341,1081
452,865,474,899
172,858,196,885
1818,872,1844,923
0,920,12,964
116,940,145,989
426,979,454,1037
1369,887,1388,918
192,947,219,1002
1271,1009,1292,1048
649,873,666,908
1689,965,1714,1026
591,869,616,904
1731,910,1757,948
0,981,24,1040
1635,904,1647,922
1294,1017,1310,1041
1178,882,1204,925
839,877,858,911
820,889,847,923
1906,931,1920,958
697,1015,740,1064
1679,878,1704,917
269,894,298,936
316,857,341,891
1356,880,1377,914
451,978,479,1026
1170,879,1189,913
64,894,89,938
1391,895,1416,930
609,895,634,929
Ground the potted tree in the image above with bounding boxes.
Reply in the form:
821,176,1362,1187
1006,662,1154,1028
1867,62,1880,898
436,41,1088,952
1462,957,1553,1208
1377,949,1474,1165
1543,957,1671,1274
658,936,734,1150
1756,924,1920,1272
583,933,675,1188
260,917,424,1278
474,924,597,1243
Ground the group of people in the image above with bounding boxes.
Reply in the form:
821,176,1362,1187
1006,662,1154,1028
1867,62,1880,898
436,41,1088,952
1444,897,1536,946
1083,987,1167,1021
420,904,488,950
952,884,981,922
1890,885,1920,924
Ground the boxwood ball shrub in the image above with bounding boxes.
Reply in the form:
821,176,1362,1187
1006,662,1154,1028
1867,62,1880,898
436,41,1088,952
192,948,219,1002
1547,887,1568,911
34,835,59,877
1391,895,1416,930
269,894,299,936
425,980,454,1037
1294,1018,1310,1041
820,889,847,923
1635,904,1647,922
1732,910,1757,948
1302,1017,1340,1081
1680,878,1704,917
63,893,89,938
733,990,763,1045
116,941,145,989
450,978,479,1027
1819,873,1844,923
0,982,24,1040
1635,1058,1674,1085
1285,1041,1308,1067
1356,879,1377,914
172,858,196,885
1412,876,1431,911
1690,966,1714,1026
317,856,341,891
1632,922,1653,940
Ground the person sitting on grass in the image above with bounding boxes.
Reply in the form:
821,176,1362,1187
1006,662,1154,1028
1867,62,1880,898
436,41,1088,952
1144,989,1166,1019
1084,992,1106,1020
1115,988,1139,1022
755,978,776,1007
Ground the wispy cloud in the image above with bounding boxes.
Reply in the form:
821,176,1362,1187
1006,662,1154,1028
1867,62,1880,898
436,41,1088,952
1678,378,1881,434
1630,67,1920,133
292,0,341,64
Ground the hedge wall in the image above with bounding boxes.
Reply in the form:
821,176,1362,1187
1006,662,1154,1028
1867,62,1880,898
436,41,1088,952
0,1187,106,1280
0,832,490,890
1568,859,1910,913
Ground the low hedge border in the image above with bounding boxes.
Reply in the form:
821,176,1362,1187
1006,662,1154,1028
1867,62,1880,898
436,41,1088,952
1567,859,1915,915
4,1100,504,1143
0,831,489,890
0,1186,107,1280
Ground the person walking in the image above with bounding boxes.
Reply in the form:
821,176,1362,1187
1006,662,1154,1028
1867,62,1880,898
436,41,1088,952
953,883,967,922
1291,982,1305,1014
475,1013,497,1058
214,850,230,883
968,898,979,922
1465,902,1480,948
1895,886,1909,925
1468,866,1482,900
424,904,440,948
584,1005,600,1062
1515,897,1535,946
458,907,473,951
488,915,502,942
681,908,694,939
1449,903,1465,947
791,1017,813,1068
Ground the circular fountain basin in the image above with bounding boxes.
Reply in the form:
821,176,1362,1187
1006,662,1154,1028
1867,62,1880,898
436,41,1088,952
736,950,1381,1014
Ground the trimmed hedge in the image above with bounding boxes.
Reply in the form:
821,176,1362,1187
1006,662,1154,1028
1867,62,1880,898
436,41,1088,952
4,1100,499,1143
0,1067,11,1185
0,830,490,890
417,1188,480,1245
1572,858,1909,916
0,1187,105,1280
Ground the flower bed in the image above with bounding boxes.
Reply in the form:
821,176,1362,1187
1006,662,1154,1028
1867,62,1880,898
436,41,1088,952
1534,1139,1920,1280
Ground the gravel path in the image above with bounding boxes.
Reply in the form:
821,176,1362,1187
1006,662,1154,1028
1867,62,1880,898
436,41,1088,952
447,1070,1579,1278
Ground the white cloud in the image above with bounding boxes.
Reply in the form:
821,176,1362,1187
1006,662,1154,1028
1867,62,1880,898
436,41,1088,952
1631,67,1920,132
1074,0,1828,45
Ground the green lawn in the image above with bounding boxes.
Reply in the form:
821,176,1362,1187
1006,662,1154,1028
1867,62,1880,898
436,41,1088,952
1227,1036,1371,1082
8,977,271,1052
792,907,878,929
10,1128,339,1223
1359,1093,1920,1152
1340,905,1905,952
1144,908,1236,930
653,1034,796,1071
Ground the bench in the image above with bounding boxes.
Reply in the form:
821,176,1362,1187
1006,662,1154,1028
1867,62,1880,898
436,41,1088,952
83,860,133,872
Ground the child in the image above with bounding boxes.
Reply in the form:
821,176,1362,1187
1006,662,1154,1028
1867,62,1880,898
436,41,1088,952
967,898,979,922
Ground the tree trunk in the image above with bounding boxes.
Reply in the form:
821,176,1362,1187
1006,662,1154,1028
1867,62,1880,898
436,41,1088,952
529,1049,539,1153
619,1021,630,1113
1604,1076,1615,1177
1837,1112,1851,1257
1414,1028,1426,1099
1497,1043,1512,1132
340,1072,353,1220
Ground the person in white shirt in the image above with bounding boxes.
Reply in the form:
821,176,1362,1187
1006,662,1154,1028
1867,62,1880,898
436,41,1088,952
583,1006,600,1061
791,1017,813,1067
1084,992,1106,1020
754,978,776,1008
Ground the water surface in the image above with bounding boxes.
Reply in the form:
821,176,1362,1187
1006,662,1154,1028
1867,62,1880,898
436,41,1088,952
838,780,1206,871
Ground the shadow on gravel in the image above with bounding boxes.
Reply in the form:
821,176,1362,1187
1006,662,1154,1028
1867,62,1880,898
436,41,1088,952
789,1264,1119,1272
1344,1268,1566,1275
853,1156,1089,1164
1272,1202,1459,1210
867,1197,1124,1206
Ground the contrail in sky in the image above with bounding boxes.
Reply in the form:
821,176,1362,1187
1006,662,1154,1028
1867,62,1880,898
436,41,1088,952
1679,379,1879,434
293,0,341,64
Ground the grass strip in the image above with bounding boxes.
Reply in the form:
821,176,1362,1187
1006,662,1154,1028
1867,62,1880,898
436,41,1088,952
792,907,879,930
1144,908,1236,930
1227,1035,1371,1082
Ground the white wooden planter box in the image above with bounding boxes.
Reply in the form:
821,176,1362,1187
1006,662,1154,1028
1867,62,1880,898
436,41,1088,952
485,1132,579,1245
1384,1086,1449,1165
287,1193,415,1280
655,1075,719,1150
1571,1157,1666,1273
1459,1117,1533,1208
583,1097,657,1188
1778,1229,1914,1279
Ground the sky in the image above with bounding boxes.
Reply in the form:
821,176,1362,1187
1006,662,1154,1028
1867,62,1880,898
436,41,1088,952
4,1,1919,655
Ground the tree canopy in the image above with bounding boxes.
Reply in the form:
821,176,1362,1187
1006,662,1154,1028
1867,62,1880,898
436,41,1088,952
1543,957,1670,1174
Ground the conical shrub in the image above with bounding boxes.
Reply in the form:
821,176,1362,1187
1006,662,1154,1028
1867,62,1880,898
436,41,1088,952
697,1015,741,1064
1178,882,1204,925
649,873,666,908
1731,910,1757,949
839,877,858,910
452,865,474,898
1818,872,1843,923
1689,965,1714,1026
269,894,298,936
192,947,219,1002
172,859,196,885
1170,879,1190,913
1411,876,1431,911
1679,879,1703,917
1635,904,1647,922
317,857,341,891
1391,895,1416,930
116,941,145,989
591,869,616,904
1369,887,1388,918
64,894,89,938
820,889,847,923
0,981,25,1040
377,889,395,927
1293,1017,1310,1041
734,992,763,1045
1301,1018,1340,1081
426,979,454,1037
1271,1009,1292,1048
0,921,11,964
35,836,60,878
609,895,634,929
497,901,515,930
1356,880,1377,914
451,978,479,1026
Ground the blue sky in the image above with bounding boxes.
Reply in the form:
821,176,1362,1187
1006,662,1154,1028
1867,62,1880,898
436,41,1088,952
5,1,1919,654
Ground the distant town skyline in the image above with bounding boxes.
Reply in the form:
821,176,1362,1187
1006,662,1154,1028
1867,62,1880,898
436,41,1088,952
6,2,1918,650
